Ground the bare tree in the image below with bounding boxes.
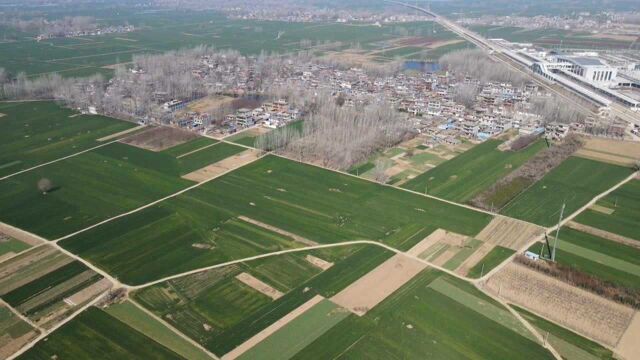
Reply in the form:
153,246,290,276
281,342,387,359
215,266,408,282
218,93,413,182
372,158,392,183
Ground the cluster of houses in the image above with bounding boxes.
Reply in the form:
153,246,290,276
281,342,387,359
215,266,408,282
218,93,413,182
36,25,135,41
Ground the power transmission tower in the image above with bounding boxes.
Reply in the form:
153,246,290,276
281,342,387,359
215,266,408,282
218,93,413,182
551,202,566,262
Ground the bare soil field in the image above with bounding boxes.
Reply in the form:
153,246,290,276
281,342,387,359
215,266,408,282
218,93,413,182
120,126,199,151
330,254,427,316
483,262,634,347
238,216,318,246
64,278,111,306
235,272,283,300
616,311,640,360
0,330,37,359
96,125,146,142
188,95,236,114
575,138,640,166
589,204,615,215
0,222,46,246
428,39,464,49
182,149,260,182
0,246,72,295
305,255,333,270
322,50,377,66
476,217,544,250
588,33,638,42
566,221,640,249
222,295,324,360
407,229,446,256
456,242,496,276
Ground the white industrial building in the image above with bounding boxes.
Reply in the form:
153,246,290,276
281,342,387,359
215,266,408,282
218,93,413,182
551,54,618,85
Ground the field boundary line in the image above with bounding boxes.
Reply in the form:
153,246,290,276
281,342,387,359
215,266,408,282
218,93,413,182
477,170,639,283
176,142,220,158
53,151,267,243
7,290,109,360
128,299,221,360
0,139,120,181
0,298,43,333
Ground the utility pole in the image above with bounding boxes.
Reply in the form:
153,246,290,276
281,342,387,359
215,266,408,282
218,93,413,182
551,202,566,262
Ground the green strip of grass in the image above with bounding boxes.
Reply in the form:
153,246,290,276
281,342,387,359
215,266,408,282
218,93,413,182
176,142,245,175
467,246,515,278
0,238,31,257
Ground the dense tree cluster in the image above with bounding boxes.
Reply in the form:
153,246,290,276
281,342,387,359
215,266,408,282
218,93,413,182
439,49,527,86
0,16,97,37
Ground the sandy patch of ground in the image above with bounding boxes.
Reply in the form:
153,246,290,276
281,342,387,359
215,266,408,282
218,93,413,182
428,39,464,49
331,254,427,316
476,217,544,250
222,295,324,360
575,138,640,166
456,242,496,276
0,223,46,246
616,311,640,360
182,149,260,182
305,255,333,270
483,262,634,347
235,272,283,300
0,113,5,118
96,125,146,142
406,229,446,257
114,37,137,42
566,221,640,249
188,95,236,113
589,204,615,215
238,216,318,246
64,278,111,306
120,126,199,151
322,50,377,66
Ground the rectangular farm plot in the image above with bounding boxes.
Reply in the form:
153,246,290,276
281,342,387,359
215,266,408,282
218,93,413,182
406,228,486,271
0,101,135,177
501,157,635,227
465,246,515,278
234,298,349,360
575,137,640,167
235,272,283,300
0,142,192,239
476,216,544,250
175,142,246,176
105,301,212,360
0,235,31,262
292,271,555,360
120,126,199,152
181,148,260,182
402,139,545,203
0,304,39,360
330,254,427,316
574,179,640,242
18,307,183,360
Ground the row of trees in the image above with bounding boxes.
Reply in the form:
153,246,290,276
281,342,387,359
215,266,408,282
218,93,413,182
529,95,585,124
255,91,414,170
0,16,97,37
440,49,528,86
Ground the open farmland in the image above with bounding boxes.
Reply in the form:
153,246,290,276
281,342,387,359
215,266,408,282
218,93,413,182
133,245,393,356
402,139,545,203
465,246,515,278
501,157,635,227
292,270,554,359
0,142,193,239
0,304,38,359
0,246,109,328
0,101,135,178
530,227,640,289
17,307,182,360
59,155,492,284
574,179,640,242
105,300,212,360
514,306,615,360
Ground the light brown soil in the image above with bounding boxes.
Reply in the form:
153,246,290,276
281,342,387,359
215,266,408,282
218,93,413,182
432,248,458,266
0,246,72,295
589,33,638,42
407,229,446,257
575,138,640,166
0,113,5,118
120,126,199,151
238,216,318,246
589,204,615,215
616,311,640,360
188,95,236,113
64,278,111,306
222,295,324,360
322,51,377,66
567,221,640,249
476,217,544,250
456,242,496,276
0,223,46,246
17,270,98,313
483,263,634,347
0,328,38,359
305,255,333,270
235,272,283,300
428,39,464,49
96,125,146,142
181,149,260,182
330,254,427,316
